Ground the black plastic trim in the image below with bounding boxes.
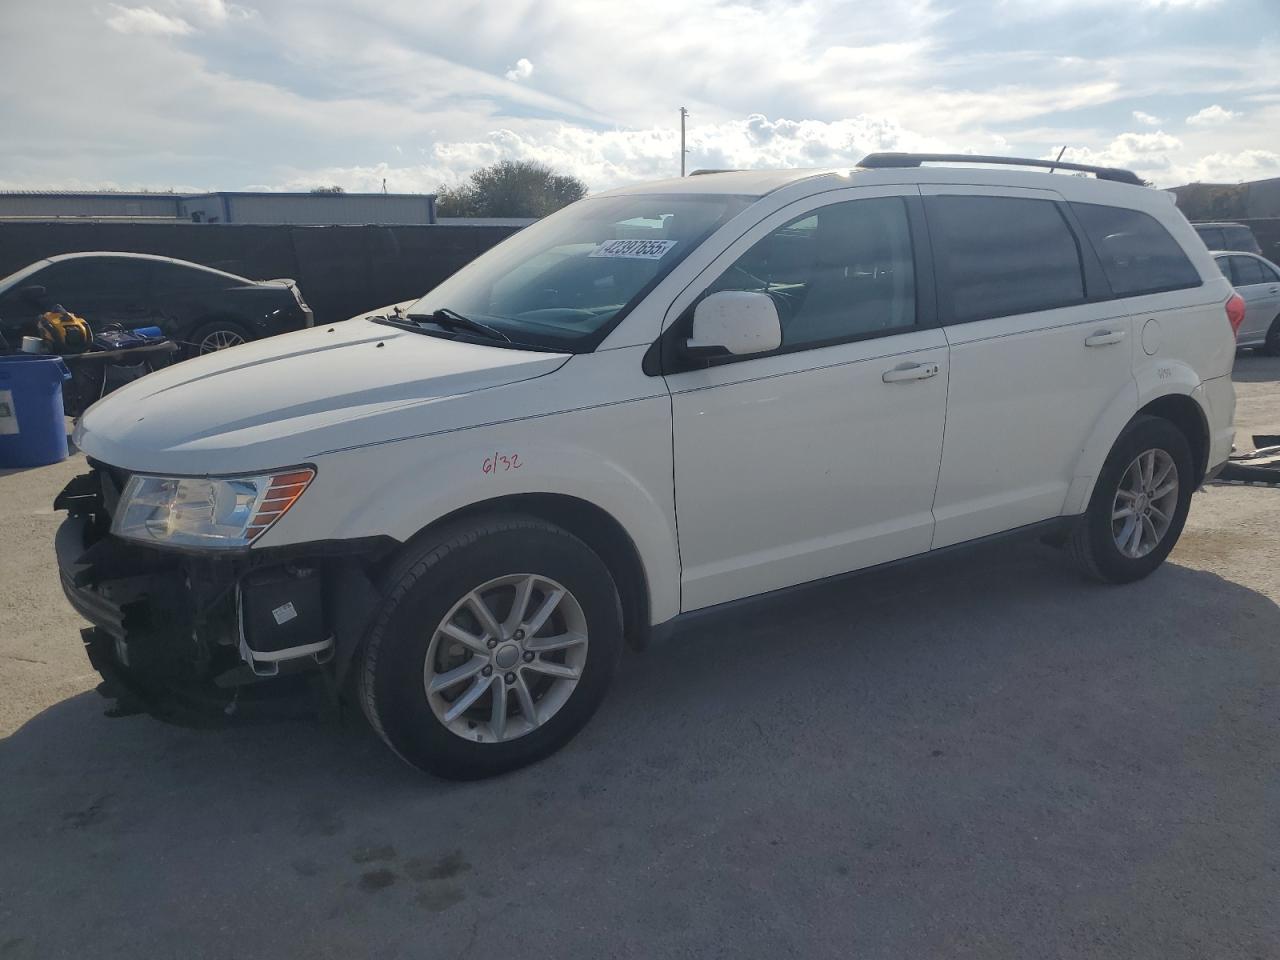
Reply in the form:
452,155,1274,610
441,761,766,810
648,515,1078,645
858,152,1145,186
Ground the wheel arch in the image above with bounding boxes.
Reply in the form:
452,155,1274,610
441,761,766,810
1135,393,1210,482
1065,378,1210,515
184,312,255,345
386,493,653,651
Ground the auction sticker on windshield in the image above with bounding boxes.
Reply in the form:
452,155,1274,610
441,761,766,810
589,239,678,260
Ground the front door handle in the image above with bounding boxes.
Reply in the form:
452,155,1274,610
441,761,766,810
882,361,940,383
1084,330,1126,347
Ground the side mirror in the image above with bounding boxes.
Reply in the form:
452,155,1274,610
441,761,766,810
18,284,47,303
686,290,781,358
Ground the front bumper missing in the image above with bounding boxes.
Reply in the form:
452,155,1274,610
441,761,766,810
54,468,394,723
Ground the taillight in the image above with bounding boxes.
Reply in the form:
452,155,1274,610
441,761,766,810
1225,292,1246,338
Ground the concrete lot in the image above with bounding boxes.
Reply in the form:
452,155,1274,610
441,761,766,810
2,355,1278,959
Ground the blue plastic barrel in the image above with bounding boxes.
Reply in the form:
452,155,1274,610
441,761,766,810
0,355,73,468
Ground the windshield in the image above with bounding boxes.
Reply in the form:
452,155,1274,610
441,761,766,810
408,193,754,351
0,259,52,295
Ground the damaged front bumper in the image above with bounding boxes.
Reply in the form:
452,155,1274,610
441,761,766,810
54,466,394,723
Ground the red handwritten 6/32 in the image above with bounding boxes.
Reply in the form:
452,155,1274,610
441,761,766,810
482,452,523,475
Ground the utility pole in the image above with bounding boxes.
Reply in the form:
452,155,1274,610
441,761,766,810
679,107,689,177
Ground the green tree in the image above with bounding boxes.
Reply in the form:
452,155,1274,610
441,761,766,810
437,159,587,218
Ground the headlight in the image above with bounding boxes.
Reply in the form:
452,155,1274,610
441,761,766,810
112,468,314,549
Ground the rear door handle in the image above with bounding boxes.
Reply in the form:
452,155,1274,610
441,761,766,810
1084,330,1126,347
882,362,940,383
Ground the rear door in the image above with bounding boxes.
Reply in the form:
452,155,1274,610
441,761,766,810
923,187,1133,547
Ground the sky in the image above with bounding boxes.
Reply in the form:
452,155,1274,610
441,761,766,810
1,0,1277,194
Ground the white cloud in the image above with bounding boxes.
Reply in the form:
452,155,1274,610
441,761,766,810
1186,104,1240,125
4,0,1277,195
504,58,534,82
105,5,193,36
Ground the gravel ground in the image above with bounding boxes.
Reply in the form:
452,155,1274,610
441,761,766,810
1,354,1278,959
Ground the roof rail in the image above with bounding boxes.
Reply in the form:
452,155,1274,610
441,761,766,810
857,152,1145,186
688,168,740,176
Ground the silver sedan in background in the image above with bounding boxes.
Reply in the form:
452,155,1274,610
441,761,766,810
1215,250,1280,354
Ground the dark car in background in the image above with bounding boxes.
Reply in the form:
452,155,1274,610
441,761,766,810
0,252,312,355
1193,222,1262,255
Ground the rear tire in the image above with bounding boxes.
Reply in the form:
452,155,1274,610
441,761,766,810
359,515,623,779
1068,415,1194,584
1262,314,1280,356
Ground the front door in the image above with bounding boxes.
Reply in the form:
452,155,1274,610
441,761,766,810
663,188,949,612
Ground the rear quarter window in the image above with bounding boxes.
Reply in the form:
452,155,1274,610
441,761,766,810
1071,203,1201,298
1224,226,1262,254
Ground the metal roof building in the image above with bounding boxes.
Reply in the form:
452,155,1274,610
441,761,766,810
0,190,436,225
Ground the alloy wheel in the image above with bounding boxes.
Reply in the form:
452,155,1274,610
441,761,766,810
198,329,247,354
423,573,589,743
1111,448,1179,559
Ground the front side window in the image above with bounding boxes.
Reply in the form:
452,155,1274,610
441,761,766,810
408,194,752,352
927,195,1086,324
1071,202,1201,297
705,196,917,350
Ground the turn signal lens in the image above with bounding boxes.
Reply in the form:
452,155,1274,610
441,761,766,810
245,469,315,542
1226,292,1246,338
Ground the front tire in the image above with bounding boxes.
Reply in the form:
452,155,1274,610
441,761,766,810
1068,415,1194,584
359,515,623,779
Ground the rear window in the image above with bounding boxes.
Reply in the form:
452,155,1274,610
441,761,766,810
926,195,1086,324
1071,203,1201,297
1224,226,1262,255
1194,225,1225,250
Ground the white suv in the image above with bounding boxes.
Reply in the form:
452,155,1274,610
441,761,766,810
55,154,1239,778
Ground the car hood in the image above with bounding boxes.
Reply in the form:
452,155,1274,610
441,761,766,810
76,318,570,475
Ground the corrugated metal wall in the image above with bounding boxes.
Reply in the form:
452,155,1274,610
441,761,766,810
1,192,436,225
225,193,435,225
0,193,181,219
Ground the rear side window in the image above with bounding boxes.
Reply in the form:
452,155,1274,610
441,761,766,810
1229,256,1268,286
1071,203,1201,298
926,195,1085,324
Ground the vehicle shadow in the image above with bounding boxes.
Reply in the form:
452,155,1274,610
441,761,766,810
1231,351,1280,383
2,539,1278,958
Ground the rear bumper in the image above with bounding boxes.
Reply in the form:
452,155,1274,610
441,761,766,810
1200,374,1236,480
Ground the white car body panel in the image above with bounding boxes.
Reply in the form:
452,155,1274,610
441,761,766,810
75,319,570,476
74,163,1238,631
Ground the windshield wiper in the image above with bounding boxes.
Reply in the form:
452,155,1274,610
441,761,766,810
406,308,511,344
